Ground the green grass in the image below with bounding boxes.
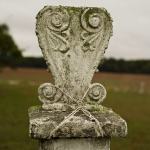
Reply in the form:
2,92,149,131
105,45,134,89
104,91,150,150
0,82,39,150
0,69,150,149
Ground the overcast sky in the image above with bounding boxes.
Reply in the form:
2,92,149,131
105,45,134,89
0,0,150,59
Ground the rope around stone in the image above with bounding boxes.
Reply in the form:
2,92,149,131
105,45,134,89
49,85,105,137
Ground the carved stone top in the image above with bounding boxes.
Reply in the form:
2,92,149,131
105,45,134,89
36,6,113,107
29,5,127,139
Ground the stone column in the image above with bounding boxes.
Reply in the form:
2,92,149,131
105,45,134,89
28,6,127,150
39,138,110,150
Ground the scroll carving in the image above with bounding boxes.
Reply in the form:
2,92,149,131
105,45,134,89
38,82,106,110
87,83,107,104
36,6,70,53
81,8,112,52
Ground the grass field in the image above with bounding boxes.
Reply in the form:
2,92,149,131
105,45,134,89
0,68,150,150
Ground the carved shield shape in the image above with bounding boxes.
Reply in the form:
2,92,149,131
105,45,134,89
36,6,113,104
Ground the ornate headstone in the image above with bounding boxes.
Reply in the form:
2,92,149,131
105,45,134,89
28,6,127,150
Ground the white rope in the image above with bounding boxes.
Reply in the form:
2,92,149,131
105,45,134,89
50,106,82,137
81,108,104,136
50,85,104,137
55,85,77,104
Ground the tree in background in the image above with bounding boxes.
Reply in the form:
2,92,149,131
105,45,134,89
0,24,22,68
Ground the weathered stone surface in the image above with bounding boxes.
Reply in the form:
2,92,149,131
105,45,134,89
28,5,127,150
36,6,112,107
29,105,127,139
39,138,110,150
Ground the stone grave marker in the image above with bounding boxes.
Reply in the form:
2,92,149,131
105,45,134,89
28,5,127,150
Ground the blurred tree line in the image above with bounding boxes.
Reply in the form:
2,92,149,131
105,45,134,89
16,57,150,74
0,24,150,74
0,24,22,68
99,58,150,74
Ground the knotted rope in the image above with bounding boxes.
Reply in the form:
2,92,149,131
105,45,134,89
50,85,104,137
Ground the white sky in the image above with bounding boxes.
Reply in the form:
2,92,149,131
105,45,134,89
0,0,150,59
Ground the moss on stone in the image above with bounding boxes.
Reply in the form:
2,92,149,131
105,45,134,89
28,105,42,113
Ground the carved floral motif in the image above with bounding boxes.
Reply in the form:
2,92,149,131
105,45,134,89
38,83,57,103
81,8,103,33
36,7,70,53
87,83,107,104
38,82,107,109
81,8,111,52
38,83,63,107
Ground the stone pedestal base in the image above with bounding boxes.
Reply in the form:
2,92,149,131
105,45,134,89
39,138,110,150
29,105,127,150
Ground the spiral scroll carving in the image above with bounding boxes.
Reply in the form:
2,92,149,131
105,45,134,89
47,9,70,32
38,83,57,103
38,83,63,106
81,8,112,52
87,83,107,104
36,7,70,53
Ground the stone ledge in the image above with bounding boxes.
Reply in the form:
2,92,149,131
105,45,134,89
29,105,127,139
